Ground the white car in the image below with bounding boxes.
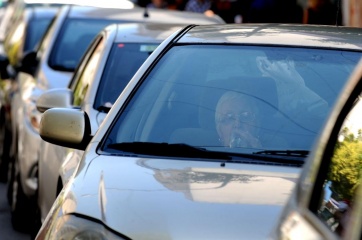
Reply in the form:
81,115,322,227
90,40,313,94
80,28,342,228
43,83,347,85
0,1,67,185
0,5,59,183
272,59,362,240
34,22,187,233
36,24,362,239
8,3,224,234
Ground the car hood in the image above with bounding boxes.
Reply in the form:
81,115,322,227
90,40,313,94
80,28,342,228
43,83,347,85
63,156,301,239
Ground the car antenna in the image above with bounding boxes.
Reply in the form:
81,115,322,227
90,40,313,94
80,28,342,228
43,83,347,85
335,0,341,26
144,6,149,18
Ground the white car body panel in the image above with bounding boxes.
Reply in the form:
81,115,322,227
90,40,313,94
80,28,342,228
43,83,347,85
53,152,301,239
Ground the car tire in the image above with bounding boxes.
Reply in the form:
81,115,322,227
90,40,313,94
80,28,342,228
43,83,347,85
30,204,41,239
7,133,17,205
0,107,9,183
30,167,41,239
11,174,34,233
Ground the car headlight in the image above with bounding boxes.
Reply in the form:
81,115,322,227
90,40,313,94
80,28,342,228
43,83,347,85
43,214,128,240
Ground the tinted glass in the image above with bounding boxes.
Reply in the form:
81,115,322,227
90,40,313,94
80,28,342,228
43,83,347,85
24,17,53,52
48,18,124,72
95,42,158,110
101,45,362,164
315,95,362,236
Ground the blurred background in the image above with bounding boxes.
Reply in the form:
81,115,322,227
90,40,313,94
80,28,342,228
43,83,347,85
133,0,362,27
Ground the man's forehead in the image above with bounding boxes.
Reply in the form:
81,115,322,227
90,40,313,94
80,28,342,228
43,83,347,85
220,99,252,111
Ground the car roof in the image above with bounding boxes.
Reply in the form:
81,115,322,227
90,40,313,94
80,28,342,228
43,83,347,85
66,5,224,24
112,23,186,43
177,24,362,50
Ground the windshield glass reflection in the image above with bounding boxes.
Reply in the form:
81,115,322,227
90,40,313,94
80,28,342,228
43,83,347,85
101,45,362,161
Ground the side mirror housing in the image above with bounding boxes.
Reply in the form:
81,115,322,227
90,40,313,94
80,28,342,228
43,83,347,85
18,51,38,76
36,88,73,113
39,108,91,150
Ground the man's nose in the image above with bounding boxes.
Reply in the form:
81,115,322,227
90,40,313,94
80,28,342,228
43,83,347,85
232,117,243,127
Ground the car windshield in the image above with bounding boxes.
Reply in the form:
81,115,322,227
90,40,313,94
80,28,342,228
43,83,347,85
24,17,53,52
48,18,125,71
94,42,159,110
101,45,362,163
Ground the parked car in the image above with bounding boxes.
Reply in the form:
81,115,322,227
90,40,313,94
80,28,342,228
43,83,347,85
34,22,186,235
0,0,66,50
0,5,59,184
35,24,362,239
6,3,224,234
272,59,362,240
0,0,147,185
0,1,74,184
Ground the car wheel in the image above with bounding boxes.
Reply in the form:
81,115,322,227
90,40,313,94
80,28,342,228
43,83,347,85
11,174,33,233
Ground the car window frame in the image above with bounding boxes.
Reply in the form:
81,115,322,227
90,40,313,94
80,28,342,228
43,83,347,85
23,14,55,54
68,34,104,91
72,35,105,107
276,62,362,240
98,44,362,156
306,63,362,239
31,12,58,77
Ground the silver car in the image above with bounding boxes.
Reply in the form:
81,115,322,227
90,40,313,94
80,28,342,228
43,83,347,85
0,1,67,185
9,3,224,234
35,22,186,233
0,5,59,183
36,24,362,239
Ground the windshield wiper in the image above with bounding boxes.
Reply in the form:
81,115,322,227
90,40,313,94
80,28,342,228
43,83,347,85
253,150,309,157
105,142,305,166
106,142,231,160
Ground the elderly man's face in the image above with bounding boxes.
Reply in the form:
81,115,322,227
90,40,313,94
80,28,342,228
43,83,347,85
217,97,258,147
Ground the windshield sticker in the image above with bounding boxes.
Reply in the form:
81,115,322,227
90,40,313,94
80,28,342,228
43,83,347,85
140,45,158,52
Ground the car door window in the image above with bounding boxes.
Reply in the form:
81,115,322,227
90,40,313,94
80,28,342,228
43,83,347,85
72,36,105,107
24,17,54,53
313,94,362,237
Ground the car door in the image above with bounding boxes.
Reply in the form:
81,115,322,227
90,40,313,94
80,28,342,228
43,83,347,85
274,60,362,240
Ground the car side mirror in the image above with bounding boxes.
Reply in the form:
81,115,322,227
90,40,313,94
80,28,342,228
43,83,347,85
18,51,38,76
39,108,92,150
36,88,73,113
0,54,10,79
